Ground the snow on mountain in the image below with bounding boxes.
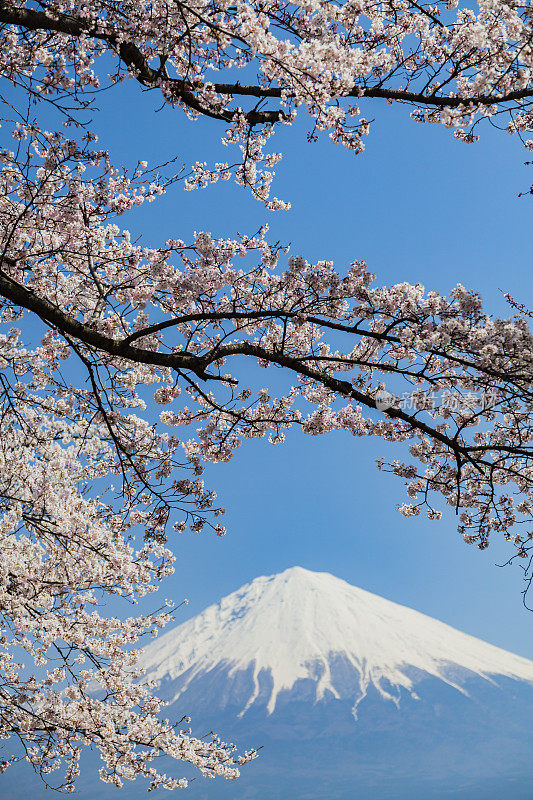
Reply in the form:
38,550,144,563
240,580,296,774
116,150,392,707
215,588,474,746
138,567,533,717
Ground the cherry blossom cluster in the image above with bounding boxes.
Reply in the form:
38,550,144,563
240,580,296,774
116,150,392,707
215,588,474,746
1,127,531,565
0,130,256,787
0,362,251,789
2,0,533,202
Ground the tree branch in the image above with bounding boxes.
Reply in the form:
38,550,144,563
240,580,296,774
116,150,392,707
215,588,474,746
1,0,532,127
0,267,486,467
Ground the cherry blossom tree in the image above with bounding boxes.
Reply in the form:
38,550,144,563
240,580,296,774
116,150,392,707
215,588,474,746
0,0,533,793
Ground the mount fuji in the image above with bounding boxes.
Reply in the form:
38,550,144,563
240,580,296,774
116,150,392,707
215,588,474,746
135,567,533,800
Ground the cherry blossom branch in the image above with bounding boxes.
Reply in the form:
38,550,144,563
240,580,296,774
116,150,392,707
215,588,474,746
0,258,525,488
3,0,533,117
0,1,283,125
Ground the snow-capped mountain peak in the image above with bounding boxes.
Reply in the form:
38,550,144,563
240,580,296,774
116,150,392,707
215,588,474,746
138,567,533,716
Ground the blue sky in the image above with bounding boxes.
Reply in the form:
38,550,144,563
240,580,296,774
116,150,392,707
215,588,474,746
91,82,533,658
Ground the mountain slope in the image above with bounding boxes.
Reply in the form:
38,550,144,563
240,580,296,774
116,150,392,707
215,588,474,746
138,566,533,717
